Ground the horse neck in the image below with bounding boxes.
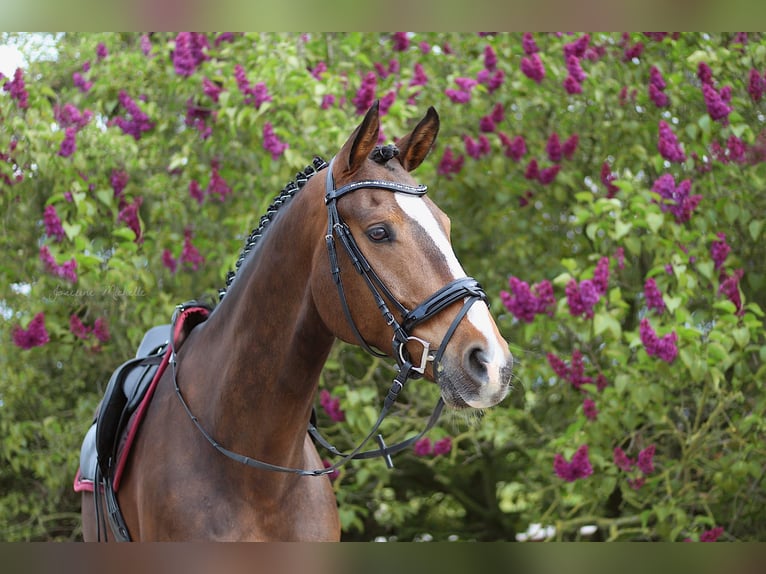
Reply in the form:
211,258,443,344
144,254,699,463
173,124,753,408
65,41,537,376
178,179,334,468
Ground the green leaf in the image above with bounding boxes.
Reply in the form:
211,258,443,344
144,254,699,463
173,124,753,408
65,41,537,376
646,212,664,233
749,220,764,241
613,219,633,240
594,311,622,339
62,222,82,240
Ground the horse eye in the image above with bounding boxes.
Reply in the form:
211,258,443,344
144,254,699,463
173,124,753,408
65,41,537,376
367,226,390,243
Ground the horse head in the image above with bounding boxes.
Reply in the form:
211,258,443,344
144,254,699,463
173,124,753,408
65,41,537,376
313,102,513,409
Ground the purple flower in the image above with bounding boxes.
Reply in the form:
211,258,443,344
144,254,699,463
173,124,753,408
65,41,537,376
43,205,66,242
310,61,327,80
437,147,464,179
118,197,143,243
433,437,452,456
72,72,93,93
615,247,625,270
96,42,108,60
520,53,545,83
413,437,432,457
483,45,497,71
410,63,428,87
565,278,602,319
464,134,490,159
639,318,678,363
58,127,77,158
477,68,505,92
711,232,730,271
563,34,590,58
748,68,763,102
479,116,496,133
644,278,666,314
172,32,209,77
562,134,579,159
202,77,223,103
352,72,378,114
522,32,539,55
702,83,732,123
547,352,570,380
623,41,644,61
162,249,178,273
207,160,232,200
546,133,562,162
613,447,635,472
55,103,92,131
319,389,345,423
593,257,610,295
563,75,582,94
649,65,666,89
719,269,744,315
499,133,526,161
12,313,50,349
523,159,539,181
234,65,273,110
554,444,593,482
2,68,29,108
658,120,686,163
262,122,289,160
649,83,669,107
538,164,560,185
566,55,587,83
321,94,336,110
446,77,478,104
70,314,91,339
583,398,598,421
140,34,153,56
113,91,155,140
500,277,555,323
111,169,129,199
391,32,409,51
726,135,747,163
651,173,701,223
39,245,78,283
636,444,656,474
91,317,109,343
185,99,213,140
179,229,204,271
700,526,724,542
697,62,714,85
547,350,592,391
648,66,669,107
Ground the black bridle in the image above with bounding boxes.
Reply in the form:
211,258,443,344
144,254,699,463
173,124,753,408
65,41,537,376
171,156,489,476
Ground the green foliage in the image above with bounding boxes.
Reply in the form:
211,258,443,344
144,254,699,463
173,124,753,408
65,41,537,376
1,32,764,541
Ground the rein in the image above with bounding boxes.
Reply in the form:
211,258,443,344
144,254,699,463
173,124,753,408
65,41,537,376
171,156,489,476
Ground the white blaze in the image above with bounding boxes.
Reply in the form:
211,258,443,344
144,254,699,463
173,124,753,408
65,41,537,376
394,193,508,375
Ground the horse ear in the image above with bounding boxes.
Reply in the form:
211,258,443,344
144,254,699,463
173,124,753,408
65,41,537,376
337,100,380,174
396,106,440,172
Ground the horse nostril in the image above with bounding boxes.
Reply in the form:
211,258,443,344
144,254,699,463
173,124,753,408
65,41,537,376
465,346,489,383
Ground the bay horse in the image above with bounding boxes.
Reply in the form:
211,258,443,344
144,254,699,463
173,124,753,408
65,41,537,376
80,101,513,541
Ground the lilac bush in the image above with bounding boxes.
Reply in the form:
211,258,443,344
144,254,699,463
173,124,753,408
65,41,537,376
1,32,764,542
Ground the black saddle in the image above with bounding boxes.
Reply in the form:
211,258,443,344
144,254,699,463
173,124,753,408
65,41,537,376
79,324,170,484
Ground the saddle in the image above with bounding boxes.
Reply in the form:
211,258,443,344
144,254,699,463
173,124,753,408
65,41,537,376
75,303,211,541
78,325,170,487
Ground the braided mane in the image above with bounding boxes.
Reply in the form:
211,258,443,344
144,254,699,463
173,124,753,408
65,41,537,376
218,156,328,300
217,146,399,301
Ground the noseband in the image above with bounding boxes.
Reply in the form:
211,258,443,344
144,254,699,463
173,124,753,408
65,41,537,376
171,156,489,477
